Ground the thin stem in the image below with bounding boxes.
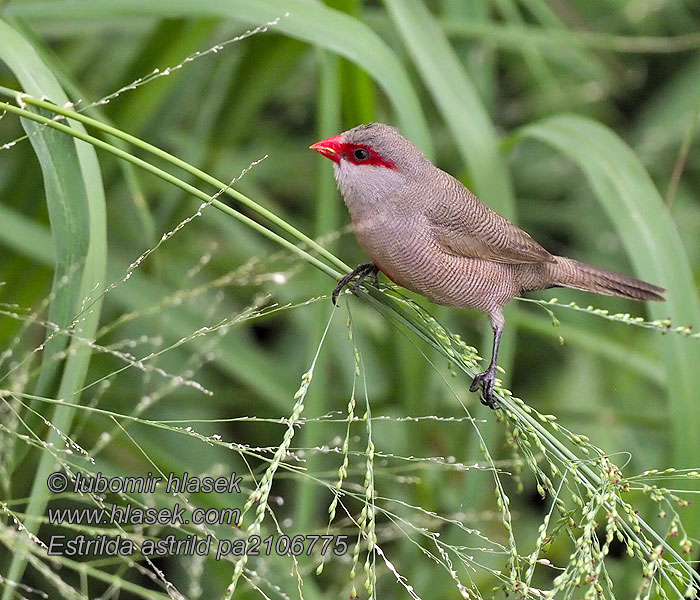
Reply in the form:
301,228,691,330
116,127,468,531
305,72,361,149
0,100,341,281
0,86,350,275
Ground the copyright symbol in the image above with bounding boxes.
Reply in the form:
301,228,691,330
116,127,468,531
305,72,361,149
47,472,68,493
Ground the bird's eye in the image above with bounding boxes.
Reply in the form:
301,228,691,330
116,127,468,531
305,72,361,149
353,148,370,161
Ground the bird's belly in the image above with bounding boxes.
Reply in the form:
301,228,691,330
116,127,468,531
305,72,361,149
354,223,520,312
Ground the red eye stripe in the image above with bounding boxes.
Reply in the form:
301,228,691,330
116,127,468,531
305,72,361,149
343,143,399,171
310,135,399,170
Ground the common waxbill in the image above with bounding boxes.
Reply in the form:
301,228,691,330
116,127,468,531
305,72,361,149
310,123,665,408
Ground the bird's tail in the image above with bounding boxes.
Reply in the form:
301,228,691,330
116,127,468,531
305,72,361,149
551,257,665,301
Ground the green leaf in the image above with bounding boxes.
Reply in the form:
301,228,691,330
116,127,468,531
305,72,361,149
519,113,700,536
5,0,433,155
0,17,107,598
384,0,514,214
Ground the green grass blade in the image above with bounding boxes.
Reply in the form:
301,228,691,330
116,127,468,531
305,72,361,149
12,16,160,245
439,0,497,111
0,18,107,597
0,92,346,278
5,0,433,154
519,113,700,537
384,0,519,518
384,0,514,213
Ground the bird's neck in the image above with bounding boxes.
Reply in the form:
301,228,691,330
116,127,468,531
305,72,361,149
333,162,408,223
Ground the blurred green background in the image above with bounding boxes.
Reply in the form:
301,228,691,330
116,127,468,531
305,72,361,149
1,1,699,598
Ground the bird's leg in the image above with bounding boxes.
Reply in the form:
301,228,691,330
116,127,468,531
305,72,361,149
332,263,379,305
470,315,504,410
352,263,379,294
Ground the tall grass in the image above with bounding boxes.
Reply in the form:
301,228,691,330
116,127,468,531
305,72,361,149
1,2,699,599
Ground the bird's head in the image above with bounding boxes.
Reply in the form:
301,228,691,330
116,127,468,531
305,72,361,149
310,123,430,202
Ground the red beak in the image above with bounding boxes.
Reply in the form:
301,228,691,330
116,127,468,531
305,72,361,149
310,134,343,163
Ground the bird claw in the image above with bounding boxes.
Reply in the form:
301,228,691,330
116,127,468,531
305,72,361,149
470,368,500,410
332,263,379,305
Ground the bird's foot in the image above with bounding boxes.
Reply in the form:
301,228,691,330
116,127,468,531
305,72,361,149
470,367,500,410
332,263,379,305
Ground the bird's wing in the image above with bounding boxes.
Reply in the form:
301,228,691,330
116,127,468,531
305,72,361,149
434,223,555,264
427,174,555,265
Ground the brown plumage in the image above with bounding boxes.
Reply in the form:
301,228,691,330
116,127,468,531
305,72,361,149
311,123,665,408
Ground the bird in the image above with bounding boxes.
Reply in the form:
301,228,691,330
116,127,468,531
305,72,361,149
310,123,665,409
